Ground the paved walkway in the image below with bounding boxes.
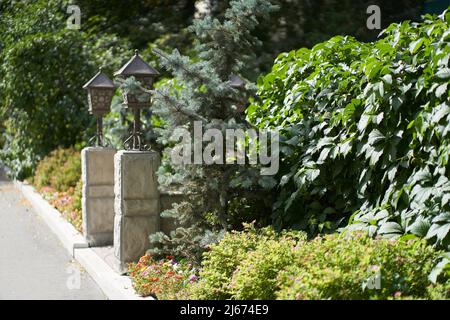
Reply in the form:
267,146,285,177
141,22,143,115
0,169,105,300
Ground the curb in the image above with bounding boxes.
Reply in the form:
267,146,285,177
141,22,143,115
74,248,143,300
14,180,151,300
14,181,88,255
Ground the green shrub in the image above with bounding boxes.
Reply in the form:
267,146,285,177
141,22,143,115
190,225,305,300
32,147,81,192
192,228,448,300
0,0,128,179
276,233,442,300
190,224,266,300
31,147,83,231
247,10,450,247
228,234,299,299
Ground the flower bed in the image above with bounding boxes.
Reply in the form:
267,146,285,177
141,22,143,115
30,147,82,232
39,182,82,232
128,254,198,300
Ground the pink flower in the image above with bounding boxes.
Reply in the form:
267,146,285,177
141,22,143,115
189,274,198,283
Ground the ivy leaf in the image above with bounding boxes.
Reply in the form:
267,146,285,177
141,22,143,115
369,146,384,167
339,140,352,157
436,68,450,79
358,114,371,132
442,194,450,207
382,74,393,85
378,221,403,236
432,103,450,123
429,257,450,283
426,223,450,242
387,165,398,183
408,217,431,237
432,212,450,223
409,38,425,54
435,83,447,98
317,147,331,164
411,185,433,204
368,129,385,145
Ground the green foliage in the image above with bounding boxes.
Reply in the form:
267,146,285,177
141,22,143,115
0,0,129,179
59,0,425,79
190,225,306,299
77,0,196,50
249,0,424,76
429,251,450,284
192,227,448,300
276,233,442,300
248,10,450,247
31,147,81,193
0,0,425,179
227,231,302,299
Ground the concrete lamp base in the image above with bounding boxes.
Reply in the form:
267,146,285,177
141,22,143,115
81,147,116,247
113,150,161,274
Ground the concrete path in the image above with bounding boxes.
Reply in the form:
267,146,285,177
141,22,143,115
0,169,106,300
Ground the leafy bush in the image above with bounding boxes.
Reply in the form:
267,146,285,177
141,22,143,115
128,254,197,300
32,148,81,192
0,0,128,179
276,233,443,300
190,224,304,299
228,232,300,299
192,227,448,300
31,147,82,231
247,10,450,247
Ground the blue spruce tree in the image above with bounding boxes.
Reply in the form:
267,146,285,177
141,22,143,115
148,0,278,262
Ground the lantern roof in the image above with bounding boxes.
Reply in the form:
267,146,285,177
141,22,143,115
229,74,245,88
83,69,115,89
114,50,159,77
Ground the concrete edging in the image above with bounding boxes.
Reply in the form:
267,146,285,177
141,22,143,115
14,180,151,300
14,181,88,255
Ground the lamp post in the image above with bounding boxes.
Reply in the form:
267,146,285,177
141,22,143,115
115,50,159,150
83,68,116,147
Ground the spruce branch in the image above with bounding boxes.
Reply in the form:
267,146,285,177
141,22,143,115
150,88,208,123
152,48,209,85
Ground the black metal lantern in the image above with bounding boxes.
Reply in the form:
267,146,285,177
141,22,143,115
115,50,159,150
83,68,115,146
229,74,245,89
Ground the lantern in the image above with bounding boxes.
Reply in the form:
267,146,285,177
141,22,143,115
114,50,159,109
83,68,115,146
229,74,245,89
83,68,115,115
115,50,159,150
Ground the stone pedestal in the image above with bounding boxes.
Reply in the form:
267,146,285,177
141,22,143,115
81,147,116,246
113,150,160,273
